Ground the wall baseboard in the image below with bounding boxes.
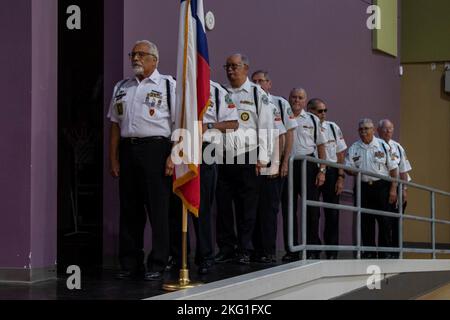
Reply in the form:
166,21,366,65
0,267,57,284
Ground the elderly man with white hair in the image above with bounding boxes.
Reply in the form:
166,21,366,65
107,40,176,281
377,119,412,258
345,119,398,259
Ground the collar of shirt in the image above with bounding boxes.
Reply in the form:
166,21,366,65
357,138,379,150
320,120,329,129
297,108,308,119
386,139,395,149
134,69,161,85
226,78,252,93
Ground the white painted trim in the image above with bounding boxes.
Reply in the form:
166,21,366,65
148,260,450,300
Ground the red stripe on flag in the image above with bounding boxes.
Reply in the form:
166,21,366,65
197,53,210,120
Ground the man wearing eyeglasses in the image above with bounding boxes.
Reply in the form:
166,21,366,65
307,99,347,260
250,70,295,263
377,119,412,259
107,40,176,281
345,119,398,259
214,54,275,265
279,88,327,262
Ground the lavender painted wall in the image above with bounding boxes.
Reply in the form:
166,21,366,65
0,0,57,272
122,0,401,144
103,0,401,263
30,0,58,270
103,0,124,266
0,0,32,268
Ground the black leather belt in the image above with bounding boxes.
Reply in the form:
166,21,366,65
121,136,169,145
362,180,384,186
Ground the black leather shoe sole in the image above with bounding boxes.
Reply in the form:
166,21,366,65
215,254,234,264
114,270,143,280
144,272,163,281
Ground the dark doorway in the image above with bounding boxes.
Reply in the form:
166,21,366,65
57,0,104,275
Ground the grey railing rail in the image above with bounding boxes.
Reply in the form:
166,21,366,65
288,155,450,260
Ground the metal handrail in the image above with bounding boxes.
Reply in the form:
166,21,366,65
288,155,450,260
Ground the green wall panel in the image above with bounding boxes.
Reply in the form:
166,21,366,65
373,0,398,57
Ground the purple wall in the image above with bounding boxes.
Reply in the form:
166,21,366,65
0,0,57,273
30,0,58,270
103,0,401,262
103,0,124,266
0,0,32,268
121,0,401,144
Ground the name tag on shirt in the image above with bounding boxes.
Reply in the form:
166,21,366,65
240,100,255,106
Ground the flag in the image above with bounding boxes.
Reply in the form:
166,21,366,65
173,0,210,217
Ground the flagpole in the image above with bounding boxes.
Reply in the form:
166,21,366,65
180,204,189,282
163,204,202,291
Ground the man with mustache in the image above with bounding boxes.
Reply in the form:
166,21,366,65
108,40,176,281
214,54,274,265
345,119,398,259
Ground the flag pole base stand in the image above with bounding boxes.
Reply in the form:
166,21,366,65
162,269,203,292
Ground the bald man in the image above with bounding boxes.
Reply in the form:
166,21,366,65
378,119,412,258
280,88,327,261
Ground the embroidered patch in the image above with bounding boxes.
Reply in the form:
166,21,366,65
240,112,250,122
115,102,124,116
374,151,385,159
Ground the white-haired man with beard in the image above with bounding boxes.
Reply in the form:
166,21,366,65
107,40,176,281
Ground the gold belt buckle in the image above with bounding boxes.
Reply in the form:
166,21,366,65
368,181,373,186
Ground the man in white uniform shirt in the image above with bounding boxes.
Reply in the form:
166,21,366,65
251,71,290,263
345,119,398,259
281,88,328,262
215,54,274,265
308,98,347,259
108,40,176,281
377,119,412,258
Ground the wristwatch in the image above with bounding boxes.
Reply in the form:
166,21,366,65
319,167,327,174
207,123,214,130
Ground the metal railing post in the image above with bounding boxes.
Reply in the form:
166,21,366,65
356,172,362,260
285,155,450,260
398,182,404,259
288,156,294,254
302,159,307,260
431,192,436,259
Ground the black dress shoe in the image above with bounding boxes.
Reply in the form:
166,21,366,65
362,252,377,259
165,259,181,272
235,253,250,265
114,269,143,280
197,261,213,275
282,253,300,262
144,271,164,281
215,251,235,264
257,254,277,264
307,252,321,260
382,253,397,259
114,270,133,280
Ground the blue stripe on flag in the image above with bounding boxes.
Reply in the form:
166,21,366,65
191,0,210,63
